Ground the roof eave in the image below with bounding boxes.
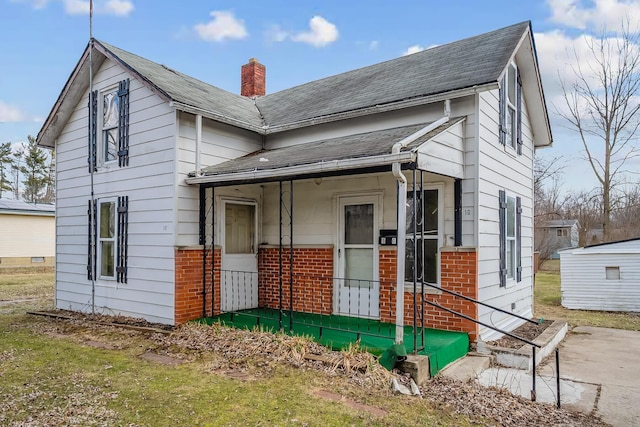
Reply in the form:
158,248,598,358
185,151,416,186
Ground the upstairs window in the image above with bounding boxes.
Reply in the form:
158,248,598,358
499,62,522,155
102,89,119,163
88,79,130,171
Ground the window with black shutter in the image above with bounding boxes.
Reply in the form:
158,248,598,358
499,190,507,287
88,90,97,172
117,79,130,167
499,190,522,287
116,196,129,283
87,199,97,280
499,62,521,154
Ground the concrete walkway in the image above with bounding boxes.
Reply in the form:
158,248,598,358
472,326,640,427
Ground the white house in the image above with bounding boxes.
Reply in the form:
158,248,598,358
560,238,640,312
36,21,551,344
0,199,55,268
536,219,580,259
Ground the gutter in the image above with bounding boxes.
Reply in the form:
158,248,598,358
185,151,415,185
391,100,450,345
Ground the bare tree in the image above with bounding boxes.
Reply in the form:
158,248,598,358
558,26,640,241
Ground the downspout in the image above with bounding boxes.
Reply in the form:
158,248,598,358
195,114,202,176
391,99,451,344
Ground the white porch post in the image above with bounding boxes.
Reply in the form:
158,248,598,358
395,180,407,344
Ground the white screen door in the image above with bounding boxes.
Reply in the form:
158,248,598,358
221,201,258,311
337,196,379,318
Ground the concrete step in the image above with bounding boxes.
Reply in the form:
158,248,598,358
438,354,492,381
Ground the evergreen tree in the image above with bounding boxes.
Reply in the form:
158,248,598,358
0,142,13,198
42,149,56,203
19,136,49,203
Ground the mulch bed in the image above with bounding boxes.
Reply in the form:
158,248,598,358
26,310,606,427
488,319,554,349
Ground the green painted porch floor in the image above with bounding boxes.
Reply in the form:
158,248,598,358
198,309,468,376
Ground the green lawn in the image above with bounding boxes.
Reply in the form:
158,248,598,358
535,271,640,331
0,271,474,427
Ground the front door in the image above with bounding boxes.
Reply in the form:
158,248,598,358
221,200,258,312
337,196,379,318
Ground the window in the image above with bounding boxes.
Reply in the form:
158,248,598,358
88,196,129,283
102,89,119,163
499,62,522,154
405,189,439,285
99,200,116,278
557,229,568,237
88,79,130,171
605,266,620,280
499,190,522,286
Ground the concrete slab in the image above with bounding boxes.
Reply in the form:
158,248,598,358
476,367,598,414
439,355,492,382
538,326,640,427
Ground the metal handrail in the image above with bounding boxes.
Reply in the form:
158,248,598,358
422,283,561,407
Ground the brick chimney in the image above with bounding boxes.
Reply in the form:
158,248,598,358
241,58,266,97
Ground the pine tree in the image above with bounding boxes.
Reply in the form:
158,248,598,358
0,142,13,198
42,149,56,203
19,136,49,203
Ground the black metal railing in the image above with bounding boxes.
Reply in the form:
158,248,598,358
421,281,561,408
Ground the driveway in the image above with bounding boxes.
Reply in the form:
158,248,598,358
538,326,640,427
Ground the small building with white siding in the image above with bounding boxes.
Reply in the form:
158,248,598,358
560,238,640,312
0,199,55,268
35,21,552,344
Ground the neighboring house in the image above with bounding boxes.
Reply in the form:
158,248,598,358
536,219,579,259
37,21,551,344
0,199,55,268
560,238,640,312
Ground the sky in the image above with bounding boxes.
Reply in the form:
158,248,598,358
1,0,640,194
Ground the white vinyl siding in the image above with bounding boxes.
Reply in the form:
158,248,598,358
55,58,177,324
476,85,535,341
560,242,640,312
175,112,263,247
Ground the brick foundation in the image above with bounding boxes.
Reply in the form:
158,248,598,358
174,247,220,324
379,247,479,342
174,245,479,341
258,246,333,314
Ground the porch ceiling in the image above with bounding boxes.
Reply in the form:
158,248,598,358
186,117,465,185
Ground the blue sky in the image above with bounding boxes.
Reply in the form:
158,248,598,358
1,0,639,193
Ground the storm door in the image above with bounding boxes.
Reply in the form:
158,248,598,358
337,196,379,318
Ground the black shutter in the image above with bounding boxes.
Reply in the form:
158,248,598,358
454,178,462,246
499,76,506,146
516,196,522,282
118,79,130,167
116,196,129,283
499,190,507,287
87,199,96,280
516,70,523,155
88,90,97,172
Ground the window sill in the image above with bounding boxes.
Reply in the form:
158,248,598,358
404,283,442,295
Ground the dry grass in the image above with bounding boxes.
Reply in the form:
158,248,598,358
535,271,640,331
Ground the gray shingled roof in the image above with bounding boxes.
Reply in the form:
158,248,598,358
97,41,264,130
257,22,529,127
98,22,528,132
542,220,579,228
0,199,55,214
199,118,464,177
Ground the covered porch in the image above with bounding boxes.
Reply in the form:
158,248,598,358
178,114,478,369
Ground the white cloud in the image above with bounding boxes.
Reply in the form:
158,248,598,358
0,101,26,123
291,16,338,47
9,0,51,9
194,11,248,42
63,0,89,14
12,0,134,16
268,16,338,47
402,45,424,56
104,0,133,16
547,0,640,31
368,40,379,51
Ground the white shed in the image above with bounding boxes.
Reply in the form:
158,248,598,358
560,238,640,312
